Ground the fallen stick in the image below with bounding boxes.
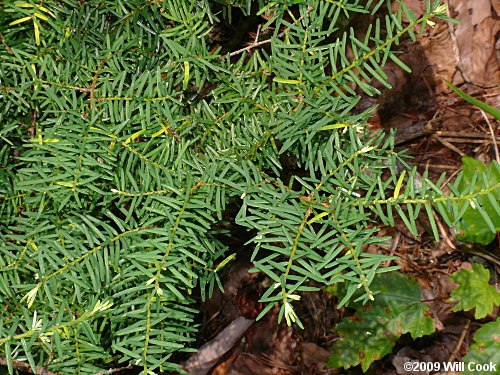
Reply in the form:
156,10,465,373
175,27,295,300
0,357,57,375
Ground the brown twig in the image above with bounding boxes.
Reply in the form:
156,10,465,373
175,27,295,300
438,167,461,195
89,57,110,110
459,246,500,267
229,5,313,57
443,137,496,144
480,109,499,162
254,24,261,44
393,119,437,145
383,232,401,268
0,357,58,375
0,32,14,55
93,364,133,375
414,163,459,170
229,31,284,57
432,134,466,157
448,319,471,362
434,131,500,141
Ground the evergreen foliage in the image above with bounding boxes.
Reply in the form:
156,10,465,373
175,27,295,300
452,157,500,245
0,0,498,373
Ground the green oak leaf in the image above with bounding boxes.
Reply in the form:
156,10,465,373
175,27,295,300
449,263,500,319
463,319,500,375
455,157,500,245
327,272,435,372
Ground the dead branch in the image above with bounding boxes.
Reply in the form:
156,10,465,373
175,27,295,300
0,357,58,375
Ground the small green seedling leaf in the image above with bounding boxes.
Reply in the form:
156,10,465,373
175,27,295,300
327,272,434,372
462,319,500,374
448,263,500,319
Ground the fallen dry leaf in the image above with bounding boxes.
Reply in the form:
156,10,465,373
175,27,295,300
447,0,500,87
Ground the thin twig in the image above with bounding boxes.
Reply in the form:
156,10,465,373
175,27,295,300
432,134,466,157
93,364,133,375
459,246,500,266
229,5,313,57
435,131,500,141
229,30,284,57
448,319,470,362
480,109,499,162
444,137,496,144
440,168,461,190
383,232,401,268
89,57,110,110
0,357,58,375
393,118,437,145
254,24,261,44
0,32,14,55
414,163,459,170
